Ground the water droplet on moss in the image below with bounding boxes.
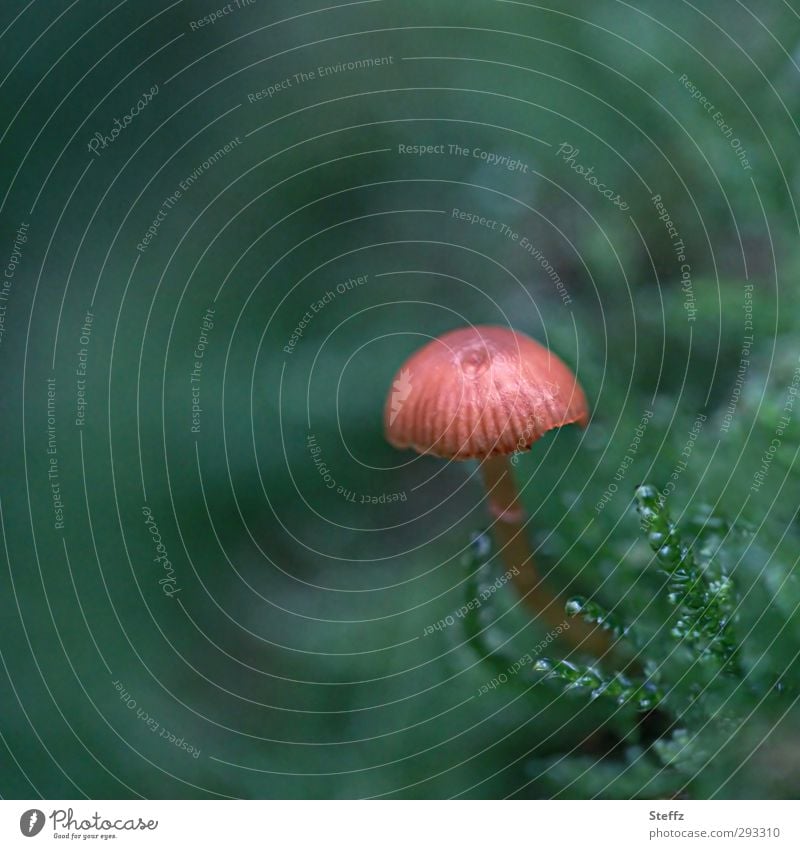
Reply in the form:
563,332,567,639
565,598,583,618
658,545,680,565
470,532,491,559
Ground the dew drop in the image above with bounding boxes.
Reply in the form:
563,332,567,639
657,545,679,565
637,696,655,712
470,532,492,559
565,598,584,618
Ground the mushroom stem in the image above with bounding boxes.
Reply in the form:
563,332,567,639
479,454,612,658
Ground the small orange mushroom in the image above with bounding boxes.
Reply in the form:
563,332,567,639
385,325,609,656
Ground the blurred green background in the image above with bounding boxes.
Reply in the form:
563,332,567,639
1,0,799,799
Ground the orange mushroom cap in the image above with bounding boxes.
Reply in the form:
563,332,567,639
384,325,589,460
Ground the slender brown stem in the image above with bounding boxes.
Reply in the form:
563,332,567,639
479,454,613,658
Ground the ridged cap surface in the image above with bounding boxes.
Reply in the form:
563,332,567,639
384,325,589,459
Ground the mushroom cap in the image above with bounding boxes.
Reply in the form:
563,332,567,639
384,325,589,459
